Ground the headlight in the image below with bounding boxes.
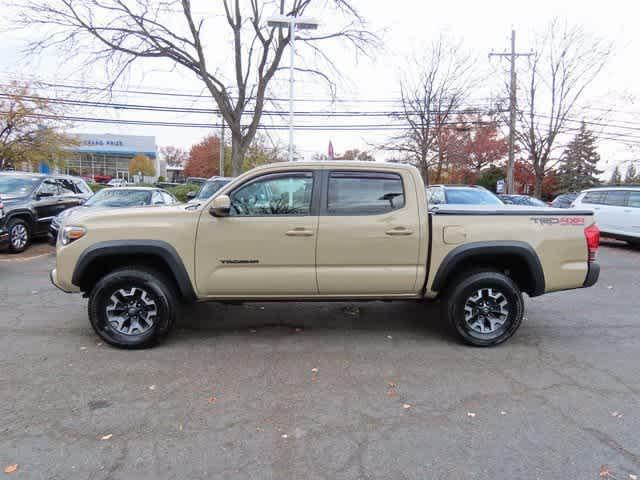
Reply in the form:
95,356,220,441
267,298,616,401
61,226,86,245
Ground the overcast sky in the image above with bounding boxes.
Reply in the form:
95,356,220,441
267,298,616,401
1,0,638,175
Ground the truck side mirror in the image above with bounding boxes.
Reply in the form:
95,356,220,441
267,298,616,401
209,194,231,217
186,191,196,199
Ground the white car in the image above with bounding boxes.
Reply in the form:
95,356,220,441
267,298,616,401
572,186,640,245
107,178,128,187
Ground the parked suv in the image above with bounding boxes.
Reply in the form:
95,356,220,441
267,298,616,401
572,186,640,245
0,172,92,252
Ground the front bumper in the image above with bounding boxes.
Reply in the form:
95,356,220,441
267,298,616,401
50,268,77,293
48,224,59,245
0,228,9,249
583,262,600,288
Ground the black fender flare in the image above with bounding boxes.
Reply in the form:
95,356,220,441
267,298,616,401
431,241,546,297
72,240,197,301
5,209,36,228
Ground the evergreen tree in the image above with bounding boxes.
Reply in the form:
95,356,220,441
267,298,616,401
609,165,622,185
624,163,638,184
557,122,603,191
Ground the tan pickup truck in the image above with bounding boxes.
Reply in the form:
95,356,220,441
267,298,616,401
50,161,600,348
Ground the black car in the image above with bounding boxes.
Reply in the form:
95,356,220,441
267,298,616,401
551,192,579,208
498,194,549,207
0,172,92,253
49,187,178,244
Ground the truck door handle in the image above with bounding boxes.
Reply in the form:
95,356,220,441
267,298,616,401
386,227,413,236
285,228,314,237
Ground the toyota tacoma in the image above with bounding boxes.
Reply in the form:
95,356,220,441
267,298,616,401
50,162,600,348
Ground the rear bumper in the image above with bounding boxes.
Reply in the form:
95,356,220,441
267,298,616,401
583,262,600,288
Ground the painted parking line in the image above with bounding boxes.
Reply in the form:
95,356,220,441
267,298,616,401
0,252,55,262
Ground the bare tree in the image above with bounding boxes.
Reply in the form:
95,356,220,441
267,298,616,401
17,0,377,175
515,21,611,197
383,37,476,185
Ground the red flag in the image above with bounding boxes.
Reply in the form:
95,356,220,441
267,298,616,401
328,140,334,160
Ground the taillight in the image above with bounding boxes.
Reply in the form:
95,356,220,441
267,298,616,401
584,223,600,262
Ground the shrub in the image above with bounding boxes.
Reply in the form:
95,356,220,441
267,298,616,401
167,183,200,202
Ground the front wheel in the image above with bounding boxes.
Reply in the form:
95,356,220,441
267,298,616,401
88,268,176,349
8,218,31,253
444,271,524,347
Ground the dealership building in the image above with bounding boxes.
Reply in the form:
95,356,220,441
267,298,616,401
62,133,159,181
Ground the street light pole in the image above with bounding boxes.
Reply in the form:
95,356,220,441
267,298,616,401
288,21,296,163
267,15,318,163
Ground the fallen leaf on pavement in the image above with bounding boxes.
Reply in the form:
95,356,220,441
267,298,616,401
3,464,18,474
467,412,476,418
100,434,113,440
402,403,411,409
599,465,614,478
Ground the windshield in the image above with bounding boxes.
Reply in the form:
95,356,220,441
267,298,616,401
85,189,152,207
445,188,504,205
196,179,230,200
0,176,40,197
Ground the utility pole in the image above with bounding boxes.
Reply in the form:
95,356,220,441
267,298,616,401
219,121,225,177
489,30,533,194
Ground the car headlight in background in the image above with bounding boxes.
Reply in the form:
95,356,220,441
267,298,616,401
60,226,86,245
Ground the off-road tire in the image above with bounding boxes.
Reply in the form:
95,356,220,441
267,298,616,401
444,271,524,347
7,218,31,253
88,268,176,349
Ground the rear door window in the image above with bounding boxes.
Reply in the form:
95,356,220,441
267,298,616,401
628,191,640,208
603,191,628,207
327,171,404,215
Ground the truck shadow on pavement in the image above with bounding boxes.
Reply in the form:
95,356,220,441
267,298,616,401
171,300,454,343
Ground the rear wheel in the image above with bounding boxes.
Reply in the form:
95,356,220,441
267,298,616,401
88,268,176,349
444,271,524,347
8,218,31,253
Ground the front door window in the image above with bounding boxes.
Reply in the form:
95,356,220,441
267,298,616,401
229,172,313,216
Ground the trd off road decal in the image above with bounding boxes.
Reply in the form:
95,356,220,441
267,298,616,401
530,217,585,226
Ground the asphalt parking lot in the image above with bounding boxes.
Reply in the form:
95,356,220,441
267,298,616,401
1,240,639,479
